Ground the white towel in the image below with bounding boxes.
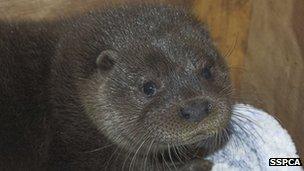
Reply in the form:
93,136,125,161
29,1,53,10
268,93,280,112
206,104,303,171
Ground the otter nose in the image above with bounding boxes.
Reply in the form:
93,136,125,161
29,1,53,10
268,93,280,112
179,100,212,122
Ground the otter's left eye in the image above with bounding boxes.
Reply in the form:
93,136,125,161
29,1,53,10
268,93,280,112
201,67,212,80
143,81,157,97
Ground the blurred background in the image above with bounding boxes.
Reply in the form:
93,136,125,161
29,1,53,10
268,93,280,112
1,0,303,160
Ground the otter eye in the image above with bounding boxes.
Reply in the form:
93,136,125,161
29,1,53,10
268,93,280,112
201,67,212,80
143,81,157,97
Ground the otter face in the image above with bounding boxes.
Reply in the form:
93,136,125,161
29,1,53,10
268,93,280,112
71,7,234,159
83,29,233,154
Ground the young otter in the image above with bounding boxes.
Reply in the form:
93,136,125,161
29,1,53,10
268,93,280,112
0,4,233,171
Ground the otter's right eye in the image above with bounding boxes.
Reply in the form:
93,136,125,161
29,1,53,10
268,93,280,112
143,81,157,97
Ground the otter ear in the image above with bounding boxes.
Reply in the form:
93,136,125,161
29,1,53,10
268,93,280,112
96,50,117,71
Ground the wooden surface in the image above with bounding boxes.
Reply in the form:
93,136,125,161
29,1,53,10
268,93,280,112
193,0,304,159
0,0,303,161
0,0,191,21
240,0,304,160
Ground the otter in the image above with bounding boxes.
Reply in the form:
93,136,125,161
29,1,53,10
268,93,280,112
0,4,233,171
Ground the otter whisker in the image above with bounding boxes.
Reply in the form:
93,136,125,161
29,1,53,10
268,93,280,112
228,65,247,72
161,147,172,171
231,115,262,144
172,145,184,164
223,32,239,59
178,144,191,161
121,125,146,170
168,144,177,170
152,144,161,171
233,112,264,142
214,131,219,153
104,145,120,171
218,83,233,96
129,133,150,171
233,111,260,128
84,143,115,153
229,124,243,150
143,139,155,171
230,120,251,151
218,130,222,150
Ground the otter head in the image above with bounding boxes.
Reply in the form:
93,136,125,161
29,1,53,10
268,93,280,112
82,29,232,157
55,6,234,165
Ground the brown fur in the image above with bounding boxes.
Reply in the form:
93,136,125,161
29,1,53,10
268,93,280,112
0,5,233,170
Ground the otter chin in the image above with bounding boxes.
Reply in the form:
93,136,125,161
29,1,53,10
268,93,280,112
0,4,233,171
